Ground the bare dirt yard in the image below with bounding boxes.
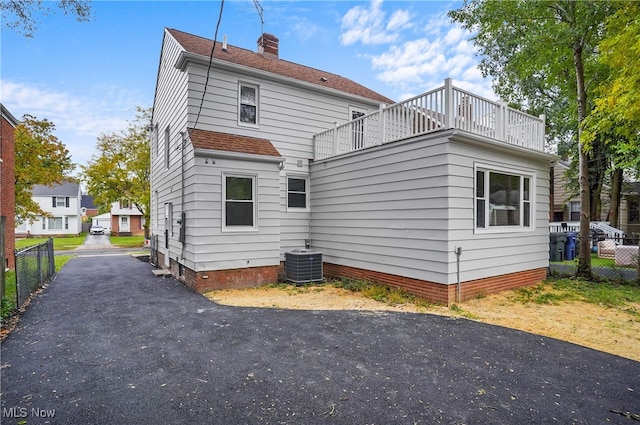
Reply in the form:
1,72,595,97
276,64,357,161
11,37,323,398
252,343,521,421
206,283,640,363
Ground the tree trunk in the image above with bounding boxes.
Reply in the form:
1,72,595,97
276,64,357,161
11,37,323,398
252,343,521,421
609,168,623,229
574,42,593,280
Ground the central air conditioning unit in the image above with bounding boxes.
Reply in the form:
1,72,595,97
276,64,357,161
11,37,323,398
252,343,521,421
285,249,323,284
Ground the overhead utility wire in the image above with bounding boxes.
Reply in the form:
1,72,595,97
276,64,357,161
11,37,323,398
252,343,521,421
193,0,225,131
253,0,264,35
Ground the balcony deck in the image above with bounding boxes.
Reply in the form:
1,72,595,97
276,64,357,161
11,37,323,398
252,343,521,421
313,78,545,160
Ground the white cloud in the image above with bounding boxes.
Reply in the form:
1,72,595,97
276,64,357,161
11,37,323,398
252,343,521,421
386,9,412,32
340,0,411,46
356,8,494,101
1,80,146,167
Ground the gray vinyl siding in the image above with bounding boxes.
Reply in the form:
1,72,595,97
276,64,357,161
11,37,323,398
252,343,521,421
183,61,384,258
310,132,452,284
187,156,281,271
446,136,551,283
310,130,552,285
151,31,190,265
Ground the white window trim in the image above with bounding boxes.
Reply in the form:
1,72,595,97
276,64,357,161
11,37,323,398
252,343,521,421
222,172,257,232
154,190,159,228
164,126,170,169
349,106,367,150
474,163,535,234
286,174,310,212
238,82,259,128
152,124,158,157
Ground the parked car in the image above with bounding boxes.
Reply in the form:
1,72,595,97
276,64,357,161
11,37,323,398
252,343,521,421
90,225,105,235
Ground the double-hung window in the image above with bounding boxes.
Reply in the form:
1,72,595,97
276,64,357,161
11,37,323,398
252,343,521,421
224,174,256,229
629,198,640,224
287,176,308,210
239,83,258,126
164,126,170,169
475,166,533,230
53,197,69,208
349,107,367,150
48,217,63,230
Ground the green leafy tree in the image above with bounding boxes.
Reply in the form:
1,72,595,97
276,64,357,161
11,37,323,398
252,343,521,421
14,115,75,223
1,0,92,37
449,0,619,279
81,107,151,237
584,2,640,176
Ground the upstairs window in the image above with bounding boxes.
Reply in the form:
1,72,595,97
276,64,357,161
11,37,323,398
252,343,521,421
629,198,639,224
475,167,533,231
52,197,69,208
165,126,170,169
239,83,258,126
120,199,131,209
350,107,367,150
569,201,580,222
152,124,158,157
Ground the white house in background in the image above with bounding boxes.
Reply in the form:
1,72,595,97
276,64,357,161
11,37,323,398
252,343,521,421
16,181,82,236
110,200,144,236
150,28,557,304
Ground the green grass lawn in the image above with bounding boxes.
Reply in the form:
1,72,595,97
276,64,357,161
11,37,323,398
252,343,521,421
2,255,72,319
15,234,146,250
15,235,86,251
109,235,145,248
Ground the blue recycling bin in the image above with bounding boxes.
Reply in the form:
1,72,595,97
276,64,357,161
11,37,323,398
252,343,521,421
565,232,577,261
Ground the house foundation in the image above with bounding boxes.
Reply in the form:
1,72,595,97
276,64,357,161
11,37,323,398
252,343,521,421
323,262,547,306
167,258,280,293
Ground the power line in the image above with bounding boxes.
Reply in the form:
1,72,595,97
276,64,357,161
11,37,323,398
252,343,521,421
253,0,264,35
193,0,225,131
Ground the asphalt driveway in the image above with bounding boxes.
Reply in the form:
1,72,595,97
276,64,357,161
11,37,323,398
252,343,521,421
1,255,638,424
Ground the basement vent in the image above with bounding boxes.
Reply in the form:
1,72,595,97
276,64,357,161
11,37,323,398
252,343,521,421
285,249,323,284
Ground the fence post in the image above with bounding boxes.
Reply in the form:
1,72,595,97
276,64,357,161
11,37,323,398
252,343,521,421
444,78,453,129
332,122,339,156
0,216,5,302
378,103,385,145
37,244,42,287
48,238,55,276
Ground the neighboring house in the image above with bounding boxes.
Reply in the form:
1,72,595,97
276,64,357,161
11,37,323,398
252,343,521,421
81,194,98,221
1,104,18,270
151,28,556,304
15,181,82,236
551,161,639,236
623,183,640,237
110,200,144,236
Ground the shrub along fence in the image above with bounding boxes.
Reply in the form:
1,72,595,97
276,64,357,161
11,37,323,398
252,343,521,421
14,238,55,308
549,234,639,283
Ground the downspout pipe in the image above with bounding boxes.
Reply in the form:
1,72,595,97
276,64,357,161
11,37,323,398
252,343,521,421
180,131,186,259
455,246,462,303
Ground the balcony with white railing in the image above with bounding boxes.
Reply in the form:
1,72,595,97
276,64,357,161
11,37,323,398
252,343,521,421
313,78,545,160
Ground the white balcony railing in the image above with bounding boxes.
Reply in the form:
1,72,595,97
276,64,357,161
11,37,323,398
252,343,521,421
314,78,545,160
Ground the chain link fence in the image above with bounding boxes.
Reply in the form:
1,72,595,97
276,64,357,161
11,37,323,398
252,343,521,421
549,232,639,283
14,238,55,308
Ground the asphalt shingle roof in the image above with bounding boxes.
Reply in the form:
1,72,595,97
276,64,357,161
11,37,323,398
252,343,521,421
188,128,281,158
167,28,396,105
32,181,79,197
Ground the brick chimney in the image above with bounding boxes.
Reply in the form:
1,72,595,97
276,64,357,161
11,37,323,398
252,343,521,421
257,33,279,59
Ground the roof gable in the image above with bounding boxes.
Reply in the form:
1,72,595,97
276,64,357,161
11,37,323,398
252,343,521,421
188,128,281,158
167,28,395,105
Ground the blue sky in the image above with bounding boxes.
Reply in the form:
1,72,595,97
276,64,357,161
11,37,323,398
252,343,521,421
1,0,491,172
